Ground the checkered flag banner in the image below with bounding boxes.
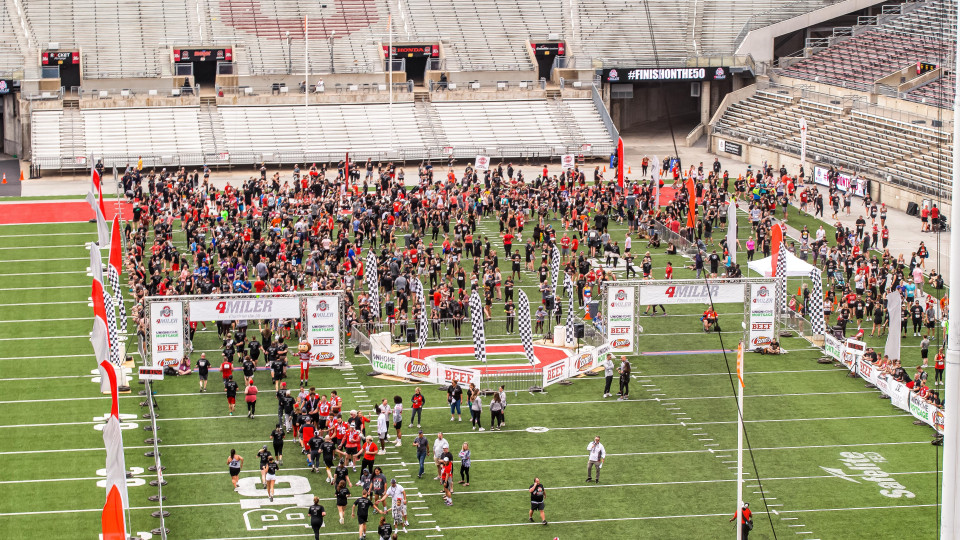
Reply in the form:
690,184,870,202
516,290,537,365
102,288,123,367
469,290,487,363
808,268,826,335
365,251,380,318
106,265,127,334
565,275,576,346
413,279,428,349
776,244,788,316
550,244,561,295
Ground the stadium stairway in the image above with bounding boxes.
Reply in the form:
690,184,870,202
199,102,227,158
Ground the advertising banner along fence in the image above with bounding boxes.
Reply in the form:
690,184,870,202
149,301,185,368
606,285,636,353
824,336,943,433
305,296,341,366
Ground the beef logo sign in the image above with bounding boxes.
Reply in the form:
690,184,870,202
306,296,340,366
606,286,635,352
150,302,185,368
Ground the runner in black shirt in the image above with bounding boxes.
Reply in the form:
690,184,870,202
248,337,262,363
376,516,393,540
271,424,285,465
257,445,272,486
242,356,256,384
529,477,546,525
335,480,351,525
196,353,210,392
270,358,285,391
308,496,326,540
351,490,379,539
910,302,924,336
320,435,337,484
264,456,280,502
308,432,323,472
224,376,239,416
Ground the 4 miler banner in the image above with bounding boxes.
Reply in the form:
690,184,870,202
150,302,185,368
606,285,636,352
189,297,300,321
305,296,340,366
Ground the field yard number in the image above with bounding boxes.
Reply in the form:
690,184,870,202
96,466,146,488
237,474,314,531
93,412,138,431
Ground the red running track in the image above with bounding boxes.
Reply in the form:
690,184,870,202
398,343,569,374
0,200,133,225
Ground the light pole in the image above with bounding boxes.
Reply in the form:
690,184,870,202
286,31,291,74
329,30,336,74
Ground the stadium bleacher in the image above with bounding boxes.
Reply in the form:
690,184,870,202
30,99,614,167
904,71,955,108
778,0,956,97
714,87,952,190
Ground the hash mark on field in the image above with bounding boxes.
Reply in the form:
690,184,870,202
781,517,798,520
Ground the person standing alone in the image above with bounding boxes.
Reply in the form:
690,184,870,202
729,502,753,539
586,436,605,483
617,356,631,400
528,477,546,525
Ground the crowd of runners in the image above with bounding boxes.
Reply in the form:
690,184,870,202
116,153,946,537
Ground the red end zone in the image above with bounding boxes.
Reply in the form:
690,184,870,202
0,200,133,225
398,344,569,374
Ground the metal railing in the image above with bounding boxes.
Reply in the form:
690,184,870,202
138,336,168,540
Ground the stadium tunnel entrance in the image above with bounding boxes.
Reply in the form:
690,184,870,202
383,44,439,85
601,66,738,135
532,42,565,80
174,47,233,91
40,51,81,90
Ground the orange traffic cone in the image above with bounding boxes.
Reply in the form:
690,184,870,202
628,166,632,174
584,310,592,320
18,170,24,181
1,173,6,184
603,165,606,172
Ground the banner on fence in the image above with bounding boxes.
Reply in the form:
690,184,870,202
149,301,185,368
439,364,481,386
824,334,842,360
638,283,745,305
747,283,776,349
189,297,300,322
542,359,568,387
305,296,340,365
832,336,943,434
606,286,635,352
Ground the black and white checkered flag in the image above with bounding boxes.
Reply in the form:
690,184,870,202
102,288,122,367
106,265,127,334
565,275,576,346
365,251,380,318
776,244,788,315
550,244,561,296
469,290,486,363
413,279,428,349
517,290,536,365
808,268,826,335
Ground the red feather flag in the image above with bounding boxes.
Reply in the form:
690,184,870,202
616,137,624,189
771,224,783,277
685,177,696,229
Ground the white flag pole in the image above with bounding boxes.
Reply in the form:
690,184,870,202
941,3,960,535
305,16,309,142
736,341,745,540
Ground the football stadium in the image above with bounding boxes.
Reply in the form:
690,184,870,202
0,1,959,539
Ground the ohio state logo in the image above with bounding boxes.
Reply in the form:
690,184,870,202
161,306,172,317
318,300,328,312
405,360,431,377
615,290,627,301
757,287,769,297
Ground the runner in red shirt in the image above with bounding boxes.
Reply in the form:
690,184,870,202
361,436,379,474
440,457,454,506
301,417,316,456
340,425,363,471
221,356,233,381
935,348,945,386
330,390,342,417
317,395,332,431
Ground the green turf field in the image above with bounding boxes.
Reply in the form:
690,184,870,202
0,207,945,540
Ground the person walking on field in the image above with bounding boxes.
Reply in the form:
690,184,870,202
432,432,449,479
263,455,279,502
586,436,605,483
409,387,425,428
412,429,429,478
270,423,285,465
528,477,546,525
196,352,210,392
601,354,615,397
224,375,239,415
730,502,753,539
440,457,454,506
458,442,471,486
227,449,244,490
617,356,631,400
245,380,259,418
308,496,326,540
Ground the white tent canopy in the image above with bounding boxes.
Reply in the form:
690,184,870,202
747,251,819,277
